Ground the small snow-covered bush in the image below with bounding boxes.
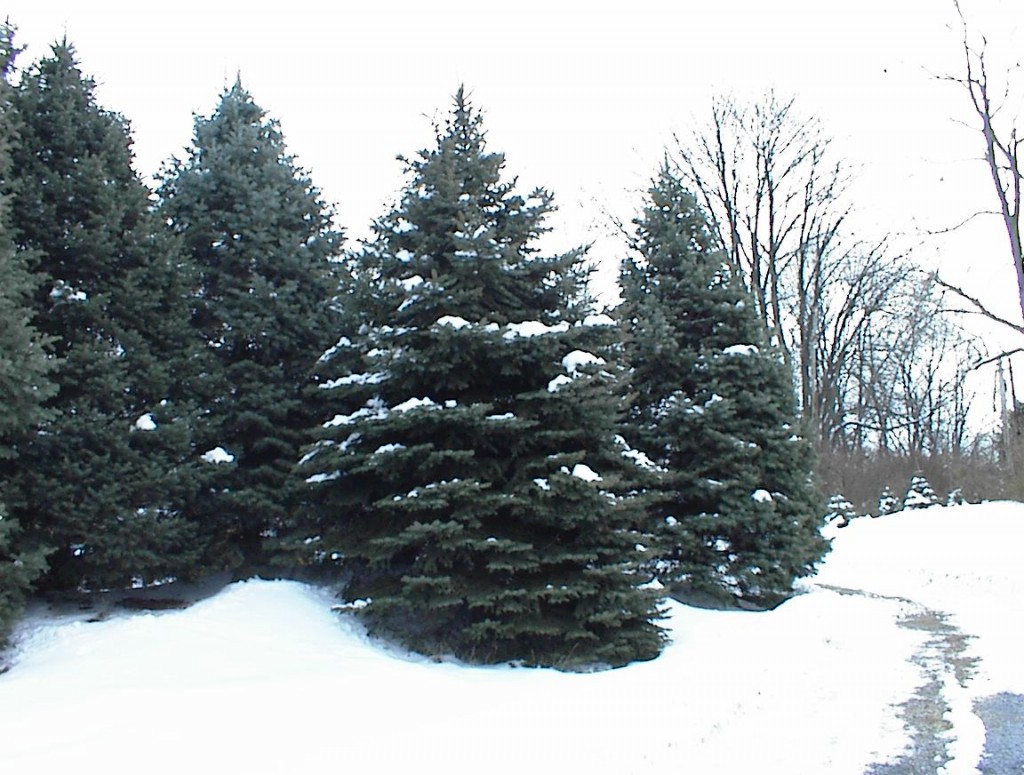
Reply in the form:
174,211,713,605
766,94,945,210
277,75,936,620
903,475,940,510
825,493,858,527
876,486,900,517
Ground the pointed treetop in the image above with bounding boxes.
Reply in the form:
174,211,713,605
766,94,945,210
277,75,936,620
1,21,22,78
47,36,81,71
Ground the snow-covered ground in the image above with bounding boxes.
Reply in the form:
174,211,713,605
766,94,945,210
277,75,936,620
1,502,1021,774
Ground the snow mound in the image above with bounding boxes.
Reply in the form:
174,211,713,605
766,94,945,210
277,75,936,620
2,503,1022,774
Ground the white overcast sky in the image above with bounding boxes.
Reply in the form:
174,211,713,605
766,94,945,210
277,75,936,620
4,0,1021,325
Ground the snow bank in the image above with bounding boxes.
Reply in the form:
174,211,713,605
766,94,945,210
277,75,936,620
2,503,1021,774
0,578,922,775
817,502,1024,694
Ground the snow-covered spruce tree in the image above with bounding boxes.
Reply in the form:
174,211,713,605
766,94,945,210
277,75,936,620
0,24,50,639
299,89,664,668
0,24,55,473
158,80,343,572
877,485,900,516
825,493,858,528
946,487,965,507
7,41,201,591
617,163,828,608
903,474,939,510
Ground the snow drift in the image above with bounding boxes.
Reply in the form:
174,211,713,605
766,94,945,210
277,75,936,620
1,501,1021,774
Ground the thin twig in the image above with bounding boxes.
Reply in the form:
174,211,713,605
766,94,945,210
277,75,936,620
934,274,1024,335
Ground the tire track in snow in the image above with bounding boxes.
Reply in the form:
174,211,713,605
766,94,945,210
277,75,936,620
815,584,981,774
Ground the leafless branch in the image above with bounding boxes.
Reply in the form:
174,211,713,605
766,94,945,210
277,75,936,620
970,347,1024,371
946,0,1024,321
934,274,1024,335
922,209,1000,235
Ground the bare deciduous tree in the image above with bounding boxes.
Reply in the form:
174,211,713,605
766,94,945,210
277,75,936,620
673,92,983,464
942,0,1023,325
672,93,903,447
812,245,917,449
878,277,979,456
673,92,849,373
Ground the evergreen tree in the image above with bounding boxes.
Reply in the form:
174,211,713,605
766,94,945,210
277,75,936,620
158,80,343,571
0,23,51,640
7,41,201,591
825,493,857,528
945,487,965,507
877,485,900,516
0,24,55,466
617,163,828,608
903,474,939,510
0,505,47,645
300,89,664,668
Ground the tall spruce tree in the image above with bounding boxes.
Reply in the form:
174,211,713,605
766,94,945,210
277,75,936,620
8,41,201,591
618,164,828,607
158,81,342,571
300,89,664,668
0,24,55,466
0,23,51,639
